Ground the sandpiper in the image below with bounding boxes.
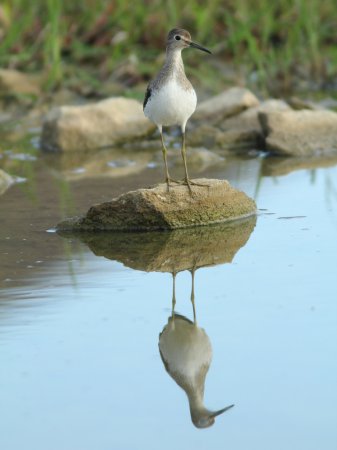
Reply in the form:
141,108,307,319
143,28,211,191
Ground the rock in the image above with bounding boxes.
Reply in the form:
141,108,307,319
59,216,256,273
0,169,14,195
57,178,256,231
187,124,225,148
259,110,337,156
189,99,290,151
188,123,262,150
222,99,291,131
193,87,259,123
41,97,155,152
0,69,41,97
287,97,325,111
46,88,81,107
169,147,224,170
122,138,161,150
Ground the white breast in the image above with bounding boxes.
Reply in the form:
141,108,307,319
159,318,212,380
144,79,197,129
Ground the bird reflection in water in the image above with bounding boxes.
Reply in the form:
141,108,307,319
59,217,257,426
159,268,234,428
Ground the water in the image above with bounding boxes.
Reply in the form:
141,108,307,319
0,146,336,450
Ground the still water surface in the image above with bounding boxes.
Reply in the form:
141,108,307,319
0,147,336,450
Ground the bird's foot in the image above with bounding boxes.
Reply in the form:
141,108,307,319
188,179,211,187
185,179,212,195
165,178,209,194
166,179,186,185
165,177,182,191
166,179,209,187
169,178,183,184
180,178,210,191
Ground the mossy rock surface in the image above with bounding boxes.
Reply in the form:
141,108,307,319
57,178,257,232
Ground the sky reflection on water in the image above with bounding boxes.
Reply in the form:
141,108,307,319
0,158,336,450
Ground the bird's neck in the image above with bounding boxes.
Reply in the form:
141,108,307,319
164,48,186,79
187,388,208,421
188,388,204,407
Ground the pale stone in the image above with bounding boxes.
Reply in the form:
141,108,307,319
41,97,155,152
169,147,224,170
287,97,326,111
188,124,261,150
189,99,290,150
259,110,337,156
222,99,291,131
193,87,259,122
0,69,41,96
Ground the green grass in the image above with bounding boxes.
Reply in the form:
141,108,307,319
0,0,337,94
44,0,63,87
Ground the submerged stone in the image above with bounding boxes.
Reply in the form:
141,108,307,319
57,178,256,232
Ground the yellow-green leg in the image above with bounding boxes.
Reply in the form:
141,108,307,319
160,130,180,190
181,131,192,193
190,267,197,325
181,131,209,192
160,130,171,188
171,272,177,318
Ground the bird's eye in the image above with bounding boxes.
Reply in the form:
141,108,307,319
175,35,181,41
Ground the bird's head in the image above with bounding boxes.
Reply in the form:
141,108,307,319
191,404,234,429
167,28,211,54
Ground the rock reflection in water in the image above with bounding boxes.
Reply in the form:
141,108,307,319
62,215,256,273
261,153,337,177
159,269,234,428
58,216,256,427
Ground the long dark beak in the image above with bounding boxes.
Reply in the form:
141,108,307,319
189,40,212,54
210,404,234,418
